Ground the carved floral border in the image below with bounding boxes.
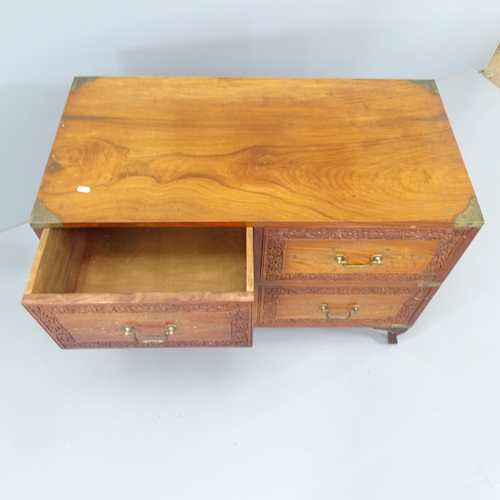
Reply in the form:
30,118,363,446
260,286,429,327
25,302,252,349
262,227,467,282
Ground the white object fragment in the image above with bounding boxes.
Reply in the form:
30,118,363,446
77,186,91,193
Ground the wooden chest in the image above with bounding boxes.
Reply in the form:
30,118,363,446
22,77,483,347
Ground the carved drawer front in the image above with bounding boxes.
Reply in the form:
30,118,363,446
259,286,429,327
24,303,252,348
58,311,233,344
263,228,468,283
22,227,254,348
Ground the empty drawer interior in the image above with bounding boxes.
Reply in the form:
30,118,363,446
30,227,252,294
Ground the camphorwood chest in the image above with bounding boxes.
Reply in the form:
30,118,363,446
22,77,483,347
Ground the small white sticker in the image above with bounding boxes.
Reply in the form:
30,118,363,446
77,186,91,193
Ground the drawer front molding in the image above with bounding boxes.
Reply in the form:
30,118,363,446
25,302,252,349
260,286,429,327
263,227,467,282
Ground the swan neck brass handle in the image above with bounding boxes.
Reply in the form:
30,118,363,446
124,324,177,344
334,254,383,268
319,303,360,320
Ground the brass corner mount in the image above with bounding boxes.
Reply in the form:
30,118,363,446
29,198,63,229
453,198,484,228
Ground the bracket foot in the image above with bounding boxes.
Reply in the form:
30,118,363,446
387,328,409,344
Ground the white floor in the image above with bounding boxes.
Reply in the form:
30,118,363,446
1,71,499,500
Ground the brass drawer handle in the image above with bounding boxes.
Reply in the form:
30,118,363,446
124,324,177,343
319,303,360,320
334,254,383,268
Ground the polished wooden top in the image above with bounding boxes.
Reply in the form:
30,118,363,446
30,77,479,228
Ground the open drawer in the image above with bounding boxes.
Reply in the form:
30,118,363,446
22,227,254,348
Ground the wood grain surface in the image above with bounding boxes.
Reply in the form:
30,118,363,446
282,238,440,275
31,77,476,227
262,226,467,283
246,227,254,292
26,227,88,294
259,286,429,328
25,227,253,297
73,227,249,294
275,293,408,321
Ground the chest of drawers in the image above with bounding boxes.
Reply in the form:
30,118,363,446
22,77,483,347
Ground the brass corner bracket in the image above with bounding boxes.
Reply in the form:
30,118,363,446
453,198,484,228
390,324,412,330
410,80,439,95
29,198,63,229
70,77,99,93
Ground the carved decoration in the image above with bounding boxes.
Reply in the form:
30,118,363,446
260,286,428,326
25,302,252,349
263,227,467,282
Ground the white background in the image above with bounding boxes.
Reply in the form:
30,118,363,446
1,2,500,499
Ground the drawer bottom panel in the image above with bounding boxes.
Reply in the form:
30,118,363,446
258,286,429,327
25,302,252,348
